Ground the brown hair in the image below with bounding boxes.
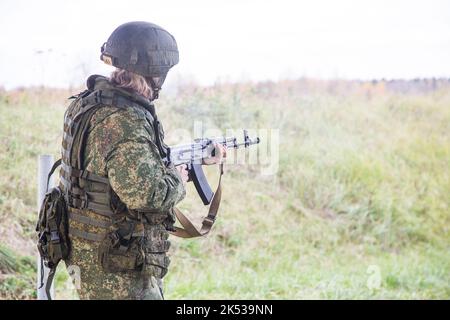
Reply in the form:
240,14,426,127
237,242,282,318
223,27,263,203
110,68,153,99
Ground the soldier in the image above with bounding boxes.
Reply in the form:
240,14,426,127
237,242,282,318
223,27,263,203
59,21,225,299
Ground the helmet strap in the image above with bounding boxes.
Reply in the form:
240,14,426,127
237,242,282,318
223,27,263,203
152,87,160,100
147,77,160,100
147,75,167,101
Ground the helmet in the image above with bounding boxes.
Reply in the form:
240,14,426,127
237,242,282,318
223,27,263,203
100,21,179,96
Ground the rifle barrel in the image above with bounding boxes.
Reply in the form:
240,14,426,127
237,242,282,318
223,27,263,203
167,134,260,165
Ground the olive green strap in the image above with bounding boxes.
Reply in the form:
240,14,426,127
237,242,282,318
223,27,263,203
69,227,106,242
68,211,112,229
46,159,61,191
45,267,56,300
170,164,223,238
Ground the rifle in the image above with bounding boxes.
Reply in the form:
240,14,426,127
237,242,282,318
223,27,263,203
164,130,260,238
166,129,260,204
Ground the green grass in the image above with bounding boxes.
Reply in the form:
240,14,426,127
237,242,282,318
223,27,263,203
0,244,36,299
0,80,449,299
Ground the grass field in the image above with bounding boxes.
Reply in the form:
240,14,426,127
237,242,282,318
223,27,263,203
0,79,449,299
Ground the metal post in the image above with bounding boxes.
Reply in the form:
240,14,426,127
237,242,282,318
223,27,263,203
37,155,55,300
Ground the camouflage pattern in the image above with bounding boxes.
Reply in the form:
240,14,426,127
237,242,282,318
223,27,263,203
65,212,167,300
84,100,184,211
63,76,185,299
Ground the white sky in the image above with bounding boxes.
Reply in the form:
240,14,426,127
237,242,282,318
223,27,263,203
0,0,449,89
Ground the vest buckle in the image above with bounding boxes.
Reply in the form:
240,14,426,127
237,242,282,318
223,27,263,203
80,192,89,209
93,90,102,104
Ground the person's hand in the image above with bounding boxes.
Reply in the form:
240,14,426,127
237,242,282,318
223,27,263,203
203,142,227,165
175,164,189,185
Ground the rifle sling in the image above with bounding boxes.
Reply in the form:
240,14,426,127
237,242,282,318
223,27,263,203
170,164,223,238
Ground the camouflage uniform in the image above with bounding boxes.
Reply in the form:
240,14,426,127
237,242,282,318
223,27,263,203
62,75,185,299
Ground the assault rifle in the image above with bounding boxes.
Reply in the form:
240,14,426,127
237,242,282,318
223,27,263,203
165,130,260,206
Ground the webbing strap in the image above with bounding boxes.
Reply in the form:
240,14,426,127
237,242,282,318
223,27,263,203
62,133,73,147
69,227,106,242
59,174,73,191
46,159,62,191
60,161,115,217
68,211,112,229
62,149,71,162
60,165,109,191
170,164,223,238
67,183,109,203
71,90,113,123
82,89,156,120
46,267,56,300
70,167,109,184
64,117,73,130
69,197,114,217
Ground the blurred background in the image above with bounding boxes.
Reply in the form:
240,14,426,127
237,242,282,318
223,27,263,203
0,0,449,299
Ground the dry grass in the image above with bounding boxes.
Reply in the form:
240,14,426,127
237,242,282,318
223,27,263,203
0,79,449,299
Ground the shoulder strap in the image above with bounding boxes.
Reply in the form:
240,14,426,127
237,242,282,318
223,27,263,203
170,164,223,238
45,267,56,300
46,158,62,191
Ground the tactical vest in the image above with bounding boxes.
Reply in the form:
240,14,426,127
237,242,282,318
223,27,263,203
60,76,169,241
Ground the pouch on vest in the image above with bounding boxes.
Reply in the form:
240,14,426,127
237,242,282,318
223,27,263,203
98,229,145,273
36,161,71,300
98,224,170,278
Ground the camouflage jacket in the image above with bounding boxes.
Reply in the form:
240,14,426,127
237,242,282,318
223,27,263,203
70,75,186,219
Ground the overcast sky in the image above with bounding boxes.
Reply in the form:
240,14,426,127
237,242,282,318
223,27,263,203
0,0,449,89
